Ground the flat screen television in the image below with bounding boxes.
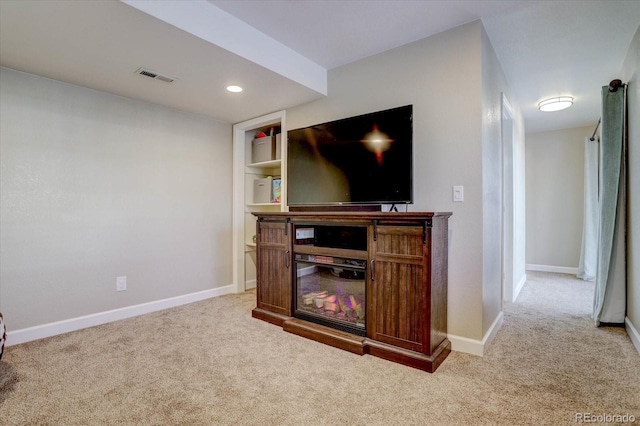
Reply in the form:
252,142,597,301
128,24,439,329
287,105,413,207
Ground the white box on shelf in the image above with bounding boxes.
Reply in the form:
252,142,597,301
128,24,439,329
252,136,273,163
253,177,273,203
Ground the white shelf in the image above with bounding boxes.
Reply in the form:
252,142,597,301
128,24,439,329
233,110,286,294
247,159,281,169
246,202,281,207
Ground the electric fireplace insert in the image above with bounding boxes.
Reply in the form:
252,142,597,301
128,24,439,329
294,253,366,336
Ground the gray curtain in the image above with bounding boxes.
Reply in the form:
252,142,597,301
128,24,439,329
577,135,599,281
593,85,627,325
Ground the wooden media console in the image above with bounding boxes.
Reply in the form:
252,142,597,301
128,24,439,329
252,211,451,373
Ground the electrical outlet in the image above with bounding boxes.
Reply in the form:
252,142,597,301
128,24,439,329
116,276,127,292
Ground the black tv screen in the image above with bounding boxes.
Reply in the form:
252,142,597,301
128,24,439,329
287,105,413,206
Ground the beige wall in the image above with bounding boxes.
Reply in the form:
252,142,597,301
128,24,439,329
480,26,503,332
0,68,233,330
525,125,594,269
287,21,523,344
480,26,526,329
621,26,639,344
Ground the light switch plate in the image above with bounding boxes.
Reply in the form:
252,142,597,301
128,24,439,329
453,186,464,202
116,276,127,292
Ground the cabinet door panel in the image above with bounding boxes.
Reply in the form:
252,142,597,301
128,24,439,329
257,221,291,315
370,226,429,352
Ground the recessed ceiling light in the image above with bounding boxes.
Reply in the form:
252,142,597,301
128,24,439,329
538,96,573,112
227,85,243,93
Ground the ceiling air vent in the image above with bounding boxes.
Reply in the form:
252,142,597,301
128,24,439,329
135,68,176,83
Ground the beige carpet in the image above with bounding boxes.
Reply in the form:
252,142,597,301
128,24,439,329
1,271,638,425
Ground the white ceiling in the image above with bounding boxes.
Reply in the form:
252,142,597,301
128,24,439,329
1,0,639,133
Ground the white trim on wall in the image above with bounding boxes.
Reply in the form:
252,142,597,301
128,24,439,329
232,110,286,295
526,264,578,275
514,273,527,302
449,312,504,357
626,317,640,355
6,285,234,347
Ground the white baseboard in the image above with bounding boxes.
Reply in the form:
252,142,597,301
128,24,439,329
449,311,504,357
526,264,578,275
6,285,234,347
626,316,640,355
513,273,526,302
245,279,256,290
448,334,484,357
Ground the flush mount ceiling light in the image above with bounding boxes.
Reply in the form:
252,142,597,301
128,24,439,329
538,96,573,112
226,85,243,93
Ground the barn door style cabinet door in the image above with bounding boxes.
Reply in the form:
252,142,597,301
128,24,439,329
367,224,429,352
366,216,449,370
253,218,292,325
